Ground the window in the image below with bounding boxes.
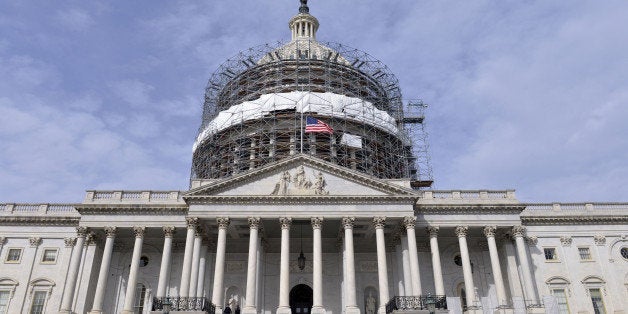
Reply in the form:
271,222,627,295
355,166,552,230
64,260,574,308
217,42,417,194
544,248,558,261
550,289,570,314
621,247,628,260
134,283,146,313
29,291,46,314
578,247,592,261
589,289,606,314
0,291,10,314
139,256,149,267
5,249,22,263
41,249,57,263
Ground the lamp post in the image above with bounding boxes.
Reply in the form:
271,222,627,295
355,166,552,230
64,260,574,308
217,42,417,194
298,223,306,270
425,294,436,314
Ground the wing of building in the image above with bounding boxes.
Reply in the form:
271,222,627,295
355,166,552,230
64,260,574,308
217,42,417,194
1,2,627,314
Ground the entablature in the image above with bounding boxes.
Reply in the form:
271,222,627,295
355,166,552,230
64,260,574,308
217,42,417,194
521,202,628,225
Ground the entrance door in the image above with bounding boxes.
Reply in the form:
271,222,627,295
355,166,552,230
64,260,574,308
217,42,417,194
290,284,313,314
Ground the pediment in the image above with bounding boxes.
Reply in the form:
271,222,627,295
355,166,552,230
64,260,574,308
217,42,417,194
184,155,417,198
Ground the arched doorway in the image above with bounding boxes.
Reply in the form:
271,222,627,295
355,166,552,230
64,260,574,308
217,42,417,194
289,284,313,314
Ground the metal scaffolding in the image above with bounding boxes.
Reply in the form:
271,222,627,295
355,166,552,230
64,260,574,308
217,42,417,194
191,39,432,186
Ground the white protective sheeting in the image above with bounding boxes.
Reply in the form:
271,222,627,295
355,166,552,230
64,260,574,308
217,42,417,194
340,133,363,149
193,91,399,152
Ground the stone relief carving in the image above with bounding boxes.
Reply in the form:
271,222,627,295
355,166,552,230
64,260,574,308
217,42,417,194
270,166,329,195
359,261,378,272
560,236,572,246
594,234,606,246
226,261,245,273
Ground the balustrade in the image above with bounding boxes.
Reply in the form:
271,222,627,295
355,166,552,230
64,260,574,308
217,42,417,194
385,295,447,313
152,297,215,313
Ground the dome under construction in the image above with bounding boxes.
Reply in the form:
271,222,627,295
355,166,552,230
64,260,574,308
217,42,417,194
192,1,432,186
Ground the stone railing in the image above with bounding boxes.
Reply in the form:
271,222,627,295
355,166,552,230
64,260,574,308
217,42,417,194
421,190,517,202
0,203,79,216
84,190,183,203
524,202,628,213
385,295,447,313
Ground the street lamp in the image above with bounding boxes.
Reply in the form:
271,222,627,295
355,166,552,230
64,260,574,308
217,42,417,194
297,223,306,270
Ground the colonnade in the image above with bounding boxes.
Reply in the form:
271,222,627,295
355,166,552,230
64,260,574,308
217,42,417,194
57,218,539,314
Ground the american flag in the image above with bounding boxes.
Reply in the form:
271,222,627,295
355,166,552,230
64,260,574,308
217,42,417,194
305,116,333,134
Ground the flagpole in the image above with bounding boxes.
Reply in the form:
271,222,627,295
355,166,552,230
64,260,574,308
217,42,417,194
300,103,304,154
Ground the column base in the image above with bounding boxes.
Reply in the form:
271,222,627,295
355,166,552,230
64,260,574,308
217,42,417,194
345,305,361,314
311,306,326,314
277,306,292,314
242,306,258,314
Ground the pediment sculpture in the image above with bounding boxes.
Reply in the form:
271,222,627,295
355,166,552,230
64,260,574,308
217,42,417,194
270,166,329,195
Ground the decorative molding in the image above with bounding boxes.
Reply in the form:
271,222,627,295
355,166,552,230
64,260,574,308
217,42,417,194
342,217,355,229
311,217,323,229
75,204,188,215
29,237,42,247
163,226,175,237
279,217,292,229
402,216,416,229
593,235,606,246
64,237,76,247
455,226,468,238
427,226,439,238
85,232,97,246
512,226,526,237
0,217,79,226
186,195,417,205
186,217,199,229
217,217,230,229
483,226,496,238
520,216,628,225
560,236,572,246
133,226,146,238
248,217,261,229
76,226,89,237
0,237,6,246
416,204,526,214
104,226,117,237
270,166,329,195
526,236,538,246
373,217,386,229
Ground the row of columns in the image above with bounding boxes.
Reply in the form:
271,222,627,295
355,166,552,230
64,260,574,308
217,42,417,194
59,218,538,314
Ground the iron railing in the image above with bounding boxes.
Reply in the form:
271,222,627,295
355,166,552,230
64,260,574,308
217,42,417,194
152,297,215,313
385,295,447,313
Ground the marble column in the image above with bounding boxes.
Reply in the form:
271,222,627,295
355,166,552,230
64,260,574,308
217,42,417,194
122,226,146,314
483,226,508,307
180,217,199,298
400,234,412,296
212,218,230,312
403,217,422,295
342,217,360,314
244,217,260,314
196,241,209,298
277,217,292,314
512,226,538,305
311,217,324,314
189,229,203,298
156,226,175,298
59,226,88,314
89,227,116,314
374,217,389,314
427,226,445,296
455,226,478,310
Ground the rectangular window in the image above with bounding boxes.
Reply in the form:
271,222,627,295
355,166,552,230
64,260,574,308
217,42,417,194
41,249,57,263
29,291,46,314
0,290,10,314
5,249,22,263
589,289,606,314
544,248,558,261
551,289,569,314
578,247,592,261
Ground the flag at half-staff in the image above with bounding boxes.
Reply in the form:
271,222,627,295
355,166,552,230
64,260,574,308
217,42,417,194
305,116,333,134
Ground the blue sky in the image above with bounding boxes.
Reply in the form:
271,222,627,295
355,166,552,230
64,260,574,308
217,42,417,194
1,1,627,203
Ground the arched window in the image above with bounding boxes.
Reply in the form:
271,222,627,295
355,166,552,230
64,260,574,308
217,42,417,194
581,276,606,314
134,283,147,313
455,282,467,311
0,278,18,314
546,277,570,314
28,278,55,314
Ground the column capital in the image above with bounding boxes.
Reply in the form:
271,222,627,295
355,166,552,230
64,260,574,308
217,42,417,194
342,217,355,229
29,237,42,247
163,226,176,237
402,216,416,229
76,226,89,237
248,217,261,229
455,226,468,238
64,237,76,247
186,217,199,229
311,217,323,229
217,217,230,229
483,226,497,237
0,237,5,245
104,226,117,237
133,226,146,238
512,225,526,237
373,217,386,229
427,226,439,238
279,217,292,229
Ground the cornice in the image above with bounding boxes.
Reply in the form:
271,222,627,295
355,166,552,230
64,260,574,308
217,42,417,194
75,204,188,215
521,215,628,225
185,154,418,197
0,216,79,226
186,195,417,205
416,204,526,214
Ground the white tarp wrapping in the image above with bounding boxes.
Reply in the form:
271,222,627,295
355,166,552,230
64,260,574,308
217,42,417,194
194,91,399,152
340,133,362,149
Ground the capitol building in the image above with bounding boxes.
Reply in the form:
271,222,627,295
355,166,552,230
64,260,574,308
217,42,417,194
0,2,626,314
